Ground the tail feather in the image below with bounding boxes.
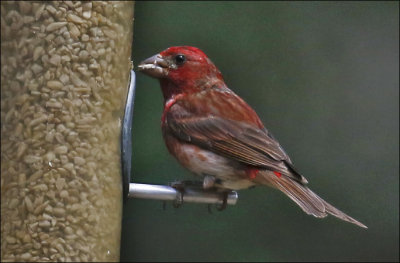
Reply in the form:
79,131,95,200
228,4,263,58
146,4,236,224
256,171,367,229
323,200,367,229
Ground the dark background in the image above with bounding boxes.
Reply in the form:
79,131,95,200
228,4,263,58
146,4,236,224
121,1,399,261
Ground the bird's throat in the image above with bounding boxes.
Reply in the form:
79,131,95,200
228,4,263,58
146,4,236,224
159,79,183,101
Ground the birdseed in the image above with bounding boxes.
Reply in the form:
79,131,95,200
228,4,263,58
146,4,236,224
1,1,134,261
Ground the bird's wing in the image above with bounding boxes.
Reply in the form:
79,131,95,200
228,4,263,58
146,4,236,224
165,103,307,184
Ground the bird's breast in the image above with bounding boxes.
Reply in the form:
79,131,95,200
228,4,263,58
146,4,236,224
162,132,244,179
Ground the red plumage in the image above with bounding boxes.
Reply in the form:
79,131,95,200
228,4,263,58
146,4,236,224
138,46,367,228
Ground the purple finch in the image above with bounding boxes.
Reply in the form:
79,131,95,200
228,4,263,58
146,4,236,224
138,46,367,229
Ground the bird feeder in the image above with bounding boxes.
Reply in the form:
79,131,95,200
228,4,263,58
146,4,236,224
0,1,237,262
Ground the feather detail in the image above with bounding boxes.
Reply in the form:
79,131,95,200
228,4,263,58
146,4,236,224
255,171,367,228
163,88,307,184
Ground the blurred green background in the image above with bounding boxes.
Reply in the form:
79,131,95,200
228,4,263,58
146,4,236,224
121,1,399,262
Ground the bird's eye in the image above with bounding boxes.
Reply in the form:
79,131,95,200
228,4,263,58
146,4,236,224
175,54,186,66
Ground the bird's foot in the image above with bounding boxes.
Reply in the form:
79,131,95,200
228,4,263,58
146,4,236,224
173,189,184,208
203,175,217,190
169,180,203,189
207,190,229,213
168,180,202,208
167,180,230,212
216,191,229,211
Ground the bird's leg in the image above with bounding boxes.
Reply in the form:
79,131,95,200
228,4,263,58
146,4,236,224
168,179,229,211
203,176,230,211
173,190,184,208
169,180,203,189
203,175,217,190
216,191,229,211
169,180,202,208
203,176,230,212
169,181,185,208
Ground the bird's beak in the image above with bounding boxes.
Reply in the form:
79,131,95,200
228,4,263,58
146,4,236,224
137,53,169,78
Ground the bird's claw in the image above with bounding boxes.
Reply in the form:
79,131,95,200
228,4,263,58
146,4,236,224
169,180,202,189
173,189,184,208
167,180,230,212
207,191,229,213
169,180,200,208
216,191,228,211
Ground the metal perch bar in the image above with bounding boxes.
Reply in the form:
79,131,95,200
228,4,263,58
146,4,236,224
128,183,238,205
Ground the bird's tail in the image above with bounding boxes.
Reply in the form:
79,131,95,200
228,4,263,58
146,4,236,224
255,171,367,229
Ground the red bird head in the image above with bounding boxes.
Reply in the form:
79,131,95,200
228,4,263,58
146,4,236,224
138,46,224,99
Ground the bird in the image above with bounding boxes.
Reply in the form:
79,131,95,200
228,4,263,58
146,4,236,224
137,46,367,229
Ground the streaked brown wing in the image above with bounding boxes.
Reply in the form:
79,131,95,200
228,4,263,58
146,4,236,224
166,107,307,184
